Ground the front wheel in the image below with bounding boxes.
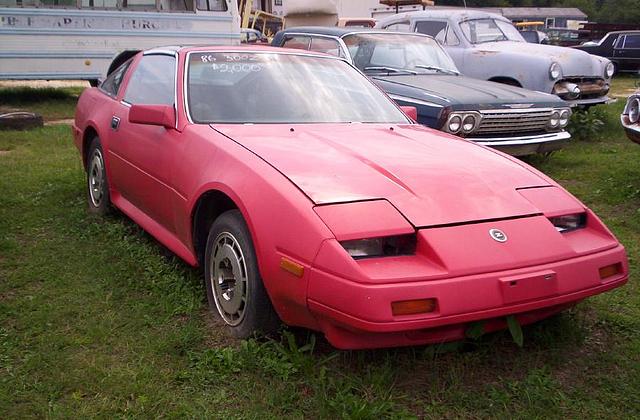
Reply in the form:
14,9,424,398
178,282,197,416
204,210,280,338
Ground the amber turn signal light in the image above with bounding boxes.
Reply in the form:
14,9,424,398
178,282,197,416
599,263,622,280
280,257,304,278
391,298,437,316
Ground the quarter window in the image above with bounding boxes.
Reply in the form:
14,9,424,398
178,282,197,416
613,35,624,49
124,55,175,105
100,59,131,97
444,26,460,46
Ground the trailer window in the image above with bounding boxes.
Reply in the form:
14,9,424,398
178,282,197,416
34,0,77,5
80,0,118,7
195,0,226,11
121,0,156,9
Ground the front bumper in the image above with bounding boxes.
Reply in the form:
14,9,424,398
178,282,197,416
469,131,571,156
553,78,612,107
308,244,627,349
621,115,640,145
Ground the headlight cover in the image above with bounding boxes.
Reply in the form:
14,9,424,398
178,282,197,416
448,114,462,133
549,213,586,233
549,62,562,80
605,62,615,78
340,234,417,259
559,109,571,128
462,114,478,133
629,97,640,124
444,112,481,135
548,110,560,128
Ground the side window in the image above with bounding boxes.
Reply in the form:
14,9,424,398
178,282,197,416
100,60,131,97
415,20,447,41
384,21,410,32
124,55,175,105
624,35,640,49
282,35,311,51
309,37,343,58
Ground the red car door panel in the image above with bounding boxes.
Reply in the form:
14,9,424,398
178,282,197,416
106,53,180,234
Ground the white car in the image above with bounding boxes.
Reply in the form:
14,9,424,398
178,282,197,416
377,9,615,107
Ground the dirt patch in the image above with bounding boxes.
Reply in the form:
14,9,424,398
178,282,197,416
201,309,238,349
47,118,75,126
0,150,11,156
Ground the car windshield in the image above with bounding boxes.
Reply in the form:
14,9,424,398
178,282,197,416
186,52,409,124
459,18,525,44
342,33,459,75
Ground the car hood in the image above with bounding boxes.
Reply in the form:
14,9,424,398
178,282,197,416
473,41,604,77
213,123,551,227
372,74,563,108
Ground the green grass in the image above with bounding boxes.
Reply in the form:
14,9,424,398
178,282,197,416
0,81,639,418
0,87,82,121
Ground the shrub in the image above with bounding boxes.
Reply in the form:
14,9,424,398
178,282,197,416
567,107,607,141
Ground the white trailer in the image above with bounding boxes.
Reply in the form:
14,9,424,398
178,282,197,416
0,0,240,84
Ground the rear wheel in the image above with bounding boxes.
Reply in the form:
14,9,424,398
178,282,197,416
86,137,111,216
204,210,280,338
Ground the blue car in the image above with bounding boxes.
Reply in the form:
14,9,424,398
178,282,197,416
273,27,572,156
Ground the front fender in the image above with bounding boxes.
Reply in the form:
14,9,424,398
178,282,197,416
462,49,555,93
179,128,334,328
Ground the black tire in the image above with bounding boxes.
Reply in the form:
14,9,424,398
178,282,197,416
0,112,43,131
86,137,111,216
204,210,280,338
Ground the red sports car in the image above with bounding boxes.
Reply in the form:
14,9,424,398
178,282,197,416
73,46,629,349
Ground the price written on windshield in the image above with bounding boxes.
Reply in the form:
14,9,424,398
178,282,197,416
198,53,263,73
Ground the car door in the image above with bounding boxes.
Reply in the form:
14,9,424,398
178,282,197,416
107,53,181,233
613,35,627,69
616,34,640,72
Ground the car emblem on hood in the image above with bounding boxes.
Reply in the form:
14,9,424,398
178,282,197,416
489,229,507,243
504,103,534,109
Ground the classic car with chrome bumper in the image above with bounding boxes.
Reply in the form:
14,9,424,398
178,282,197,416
622,93,640,144
377,10,615,107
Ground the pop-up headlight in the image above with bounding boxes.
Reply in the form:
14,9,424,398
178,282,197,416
549,213,586,233
340,234,416,259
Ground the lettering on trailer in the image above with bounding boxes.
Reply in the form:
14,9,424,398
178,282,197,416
0,14,192,31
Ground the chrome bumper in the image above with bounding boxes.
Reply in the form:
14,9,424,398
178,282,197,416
567,96,615,107
621,115,640,145
469,131,571,156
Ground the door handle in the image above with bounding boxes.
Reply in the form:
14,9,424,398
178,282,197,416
111,116,120,130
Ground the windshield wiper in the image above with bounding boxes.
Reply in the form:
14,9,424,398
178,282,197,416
414,65,459,75
364,66,418,75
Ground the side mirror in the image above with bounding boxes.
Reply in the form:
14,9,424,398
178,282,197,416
129,104,175,128
400,105,418,122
